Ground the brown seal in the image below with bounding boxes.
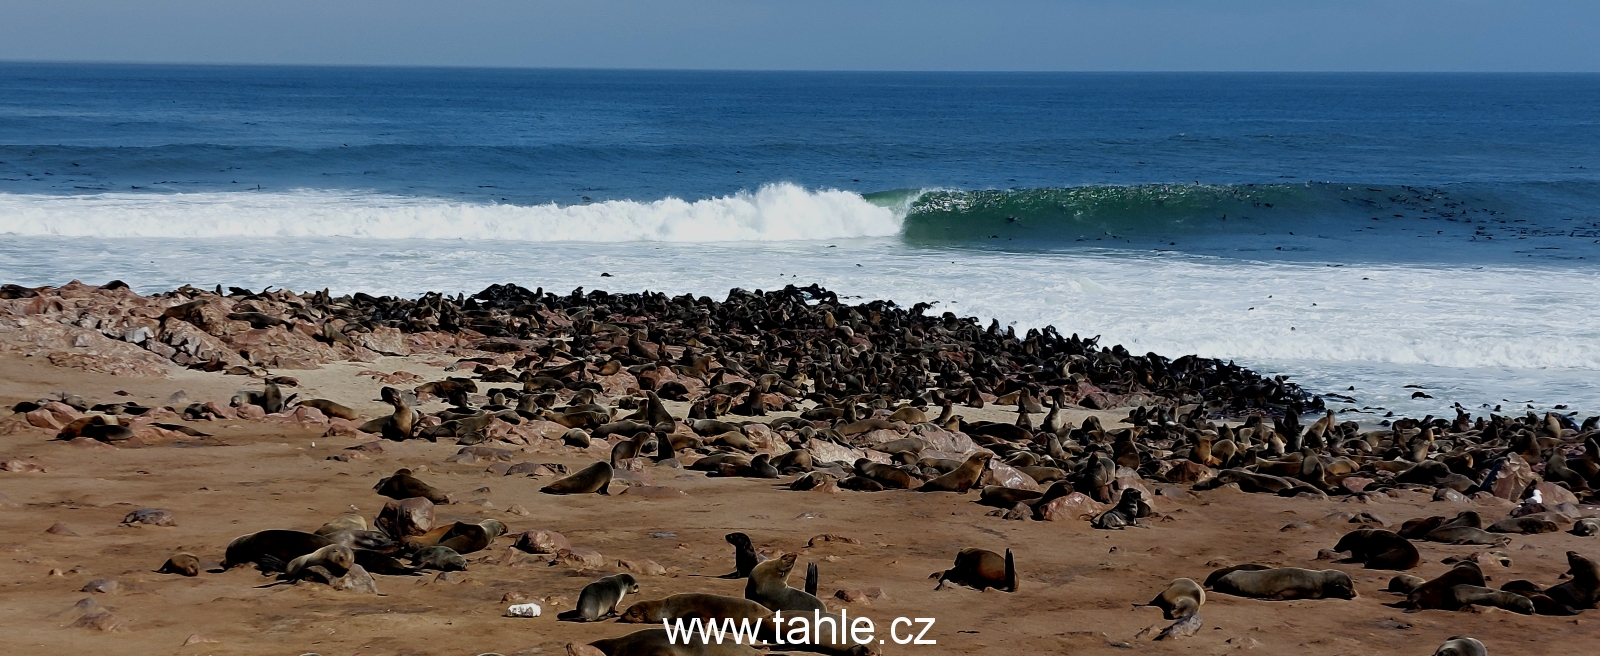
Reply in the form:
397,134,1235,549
1406,562,1485,610
619,593,771,623
1210,567,1355,600
1332,529,1421,570
719,532,764,579
1547,550,1600,610
1433,637,1487,656
374,468,450,504
221,529,332,570
588,628,762,656
562,573,640,621
916,451,992,493
157,552,201,577
1138,577,1204,619
932,548,1016,592
542,461,614,495
298,398,360,420
745,553,827,612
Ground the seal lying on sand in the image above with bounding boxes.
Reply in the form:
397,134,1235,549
1209,567,1355,600
932,548,1017,592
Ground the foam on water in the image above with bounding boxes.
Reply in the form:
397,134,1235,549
0,184,901,242
3,234,1595,418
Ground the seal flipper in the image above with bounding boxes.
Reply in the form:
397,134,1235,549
1003,548,1018,592
805,562,819,596
257,553,288,574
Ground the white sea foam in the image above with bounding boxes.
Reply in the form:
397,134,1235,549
0,184,903,242
1,190,1596,416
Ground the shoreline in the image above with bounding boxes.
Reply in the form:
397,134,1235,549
2,279,1598,655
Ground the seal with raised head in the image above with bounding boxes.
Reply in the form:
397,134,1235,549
562,573,640,621
1332,528,1420,570
1546,550,1600,610
541,461,614,495
719,532,764,579
916,451,992,493
273,543,355,581
932,548,1017,592
745,553,827,612
1210,567,1355,600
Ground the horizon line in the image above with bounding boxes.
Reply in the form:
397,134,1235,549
3,59,1598,75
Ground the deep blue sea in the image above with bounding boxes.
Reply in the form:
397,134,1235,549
2,64,1598,417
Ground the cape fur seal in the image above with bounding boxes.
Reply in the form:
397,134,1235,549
1433,637,1487,656
1547,550,1600,610
1210,567,1355,600
589,628,762,656
221,530,332,570
1332,529,1421,570
1406,562,1485,610
411,545,467,571
1091,488,1151,530
933,548,1017,592
563,573,640,621
374,469,450,504
745,553,827,612
719,532,763,579
271,543,355,581
157,552,201,577
542,461,614,495
1139,578,1204,619
619,593,770,623
916,452,991,493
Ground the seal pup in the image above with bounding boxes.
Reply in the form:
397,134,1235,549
932,548,1017,592
1210,567,1355,600
1091,488,1150,530
1572,518,1600,537
1434,637,1487,656
1138,578,1204,619
718,532,764,579
1424,526,1509,546
745,553,827,612
562,573,640,621
1332,529,1421,570
916,451,992,493
541,461,614,495
157,552,201,577
411,545,467,571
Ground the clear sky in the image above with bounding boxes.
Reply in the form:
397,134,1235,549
1,0,1596,72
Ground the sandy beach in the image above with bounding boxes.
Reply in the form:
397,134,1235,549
1,281,1598,655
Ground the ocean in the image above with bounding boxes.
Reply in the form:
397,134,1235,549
2,63,1598,418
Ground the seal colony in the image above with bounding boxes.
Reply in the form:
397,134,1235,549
2,280,1598,654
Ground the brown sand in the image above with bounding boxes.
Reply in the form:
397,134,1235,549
2,352,1597,655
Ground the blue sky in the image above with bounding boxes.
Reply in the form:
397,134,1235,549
1,0,1596,71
